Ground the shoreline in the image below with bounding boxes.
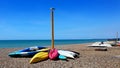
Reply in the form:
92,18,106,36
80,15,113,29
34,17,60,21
0,43,93,48
0,39,106,48
0,43,120,68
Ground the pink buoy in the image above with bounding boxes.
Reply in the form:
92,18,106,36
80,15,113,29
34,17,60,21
49,48,58,60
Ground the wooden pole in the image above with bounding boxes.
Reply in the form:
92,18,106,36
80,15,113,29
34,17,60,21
50,8,55,49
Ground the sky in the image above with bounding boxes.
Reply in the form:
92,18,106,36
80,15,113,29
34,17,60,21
0,0,120,40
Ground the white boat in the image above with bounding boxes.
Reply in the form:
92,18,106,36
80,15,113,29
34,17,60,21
104,41,116,46
117,41,120,43
88,42,112,47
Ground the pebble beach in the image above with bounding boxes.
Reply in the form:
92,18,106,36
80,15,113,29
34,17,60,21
0,43,120,68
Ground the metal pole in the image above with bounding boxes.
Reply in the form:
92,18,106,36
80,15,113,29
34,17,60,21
116,32,118,41
50,8,55,49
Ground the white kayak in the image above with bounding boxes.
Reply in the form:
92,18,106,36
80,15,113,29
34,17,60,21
58,50,77,58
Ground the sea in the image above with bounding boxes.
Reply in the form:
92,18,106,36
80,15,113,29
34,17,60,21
0,39,107,48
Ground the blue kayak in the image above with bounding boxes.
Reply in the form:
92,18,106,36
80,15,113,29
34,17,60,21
18,46,46,52
8,51,38,57
8,46,47,57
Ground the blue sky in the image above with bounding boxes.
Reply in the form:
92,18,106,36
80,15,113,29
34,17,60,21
0,0,120,40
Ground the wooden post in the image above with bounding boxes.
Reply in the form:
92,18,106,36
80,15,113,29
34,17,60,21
50,8,55,49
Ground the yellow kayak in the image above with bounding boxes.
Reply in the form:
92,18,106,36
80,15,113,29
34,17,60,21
30,52,49,64
36,48,50,52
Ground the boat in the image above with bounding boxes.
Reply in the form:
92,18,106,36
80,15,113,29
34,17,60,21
58,55,67,60
29,52,49,64
8,51,38,57
58,50,76,58
100,43,112,47
18,46,46,52
104,41,116,46
49,48,58,60
8,48,50,57
36,48,50,52
88,42,112,47
117,41,120,43
117,44,120,46
116,41,120,46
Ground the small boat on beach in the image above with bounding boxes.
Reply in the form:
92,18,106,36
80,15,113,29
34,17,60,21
116,41,120,46
8,48,50,57
58,50,78,58
9,51,38,57
88,42,112,47
29,52,49,64
18,46,46,52
104,41,116,46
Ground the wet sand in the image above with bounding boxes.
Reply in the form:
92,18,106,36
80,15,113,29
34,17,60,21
0,43,120,68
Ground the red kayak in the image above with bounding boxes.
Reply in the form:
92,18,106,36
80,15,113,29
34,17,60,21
49,48,58,60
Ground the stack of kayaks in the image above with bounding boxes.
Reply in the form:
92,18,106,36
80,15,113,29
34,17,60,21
8,46,79,64
29,49,79,63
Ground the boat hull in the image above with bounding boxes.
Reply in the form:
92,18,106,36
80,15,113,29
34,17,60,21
58,50,77,58
8,48,50,57
30,52,49,64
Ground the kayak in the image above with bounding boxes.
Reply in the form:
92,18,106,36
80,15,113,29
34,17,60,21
18,46,46,52
58,50,77,58
29,52,49,64
36,48,50,52
49,48,58,60
58,55,67,60
8,51,38,57
8,48,50,57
